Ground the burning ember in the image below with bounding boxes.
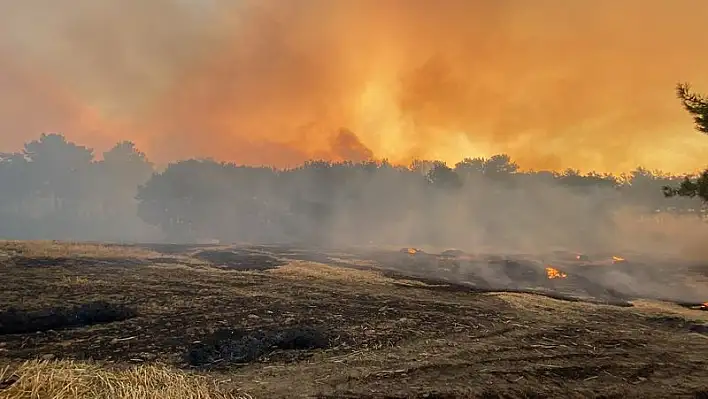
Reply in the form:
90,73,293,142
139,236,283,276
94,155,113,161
575,254,589,261
612,256,627,264
702,303,708,311
545,266,568,279
400,248,422,255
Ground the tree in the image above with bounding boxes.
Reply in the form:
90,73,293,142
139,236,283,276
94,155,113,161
663,171,708,202
409,159,436,176
136,159,280,242
0,152,31,212
94,141,154,220
426,161,462,190
452,154,518,183
22,133,94,212
483,154,519,179
454,157,485,182
663,83,708,202
101,141,153,183
676,83,708,133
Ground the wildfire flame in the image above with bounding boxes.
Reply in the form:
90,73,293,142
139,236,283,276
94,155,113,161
545,266,568,279
402,248,421,255
612,256,626,264
701,302,708,311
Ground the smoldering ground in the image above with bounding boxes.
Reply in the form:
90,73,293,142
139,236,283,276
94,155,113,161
129,154,708,305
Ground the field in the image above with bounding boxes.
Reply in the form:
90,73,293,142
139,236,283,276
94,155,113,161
1,241,708,398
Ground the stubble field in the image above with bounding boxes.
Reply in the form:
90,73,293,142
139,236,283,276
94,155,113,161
1,241,708,398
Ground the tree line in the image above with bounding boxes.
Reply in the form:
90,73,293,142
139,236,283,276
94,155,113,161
0,83,705,246
0,134,155,241
0,134,699,245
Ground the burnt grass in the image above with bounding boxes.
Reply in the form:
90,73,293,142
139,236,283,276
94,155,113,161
0,301,137,335
1,243,708,397
187,325,331,368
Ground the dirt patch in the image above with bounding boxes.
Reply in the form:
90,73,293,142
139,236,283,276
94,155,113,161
0,301,137,335
194,250,285,271
187,325,331,368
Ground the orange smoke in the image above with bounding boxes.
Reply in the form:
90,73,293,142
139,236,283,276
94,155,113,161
0,55,110,152
1,1,708,172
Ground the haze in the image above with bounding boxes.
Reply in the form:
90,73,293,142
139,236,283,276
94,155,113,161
1,0,708,173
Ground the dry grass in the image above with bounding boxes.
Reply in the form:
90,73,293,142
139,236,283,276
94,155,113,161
0,360,245,399
630,299,708,322
495,291,708,333
271,261,390,283
271,260,432,287
0,241,158,260
493,291,598,320
56,276,95,288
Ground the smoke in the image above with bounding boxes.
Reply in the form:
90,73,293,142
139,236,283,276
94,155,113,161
1,0,708,172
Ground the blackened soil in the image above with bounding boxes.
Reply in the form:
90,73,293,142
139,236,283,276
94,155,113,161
0,301,137,335
7,256,145,268
187,325,331,368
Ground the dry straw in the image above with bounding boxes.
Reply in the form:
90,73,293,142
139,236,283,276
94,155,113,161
0,360,248,399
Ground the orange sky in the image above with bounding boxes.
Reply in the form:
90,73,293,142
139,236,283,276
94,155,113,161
1,0,708,173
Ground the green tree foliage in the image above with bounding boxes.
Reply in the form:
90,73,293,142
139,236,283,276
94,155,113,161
663,83,708,202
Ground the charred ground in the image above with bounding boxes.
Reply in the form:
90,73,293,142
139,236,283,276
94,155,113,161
1,241,708,398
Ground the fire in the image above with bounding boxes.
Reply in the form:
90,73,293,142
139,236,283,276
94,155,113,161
701,302,708,311
612,256,627,264
401,248,421,255
575,254,589,261
545,266,568,279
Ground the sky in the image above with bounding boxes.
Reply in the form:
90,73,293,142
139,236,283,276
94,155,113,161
1,0,708,173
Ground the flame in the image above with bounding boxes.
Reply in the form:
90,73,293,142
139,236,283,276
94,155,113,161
612,256,627,264
545,266,568,279
402,248,420,255
701,302,708,310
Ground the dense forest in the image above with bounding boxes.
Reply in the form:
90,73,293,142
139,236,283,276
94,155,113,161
0,84,706,249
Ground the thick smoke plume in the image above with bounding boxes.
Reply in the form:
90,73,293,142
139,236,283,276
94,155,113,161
1,1,708,173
